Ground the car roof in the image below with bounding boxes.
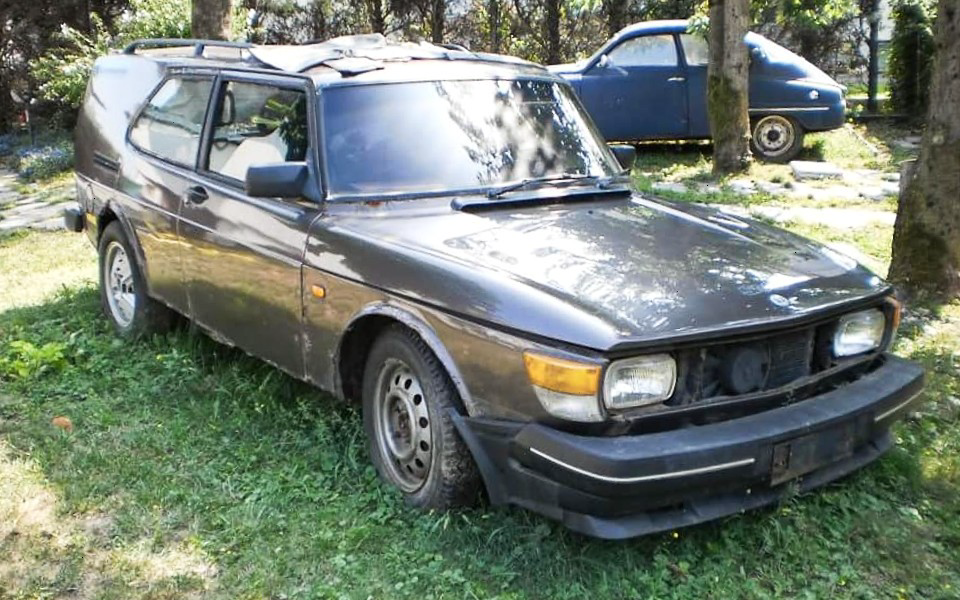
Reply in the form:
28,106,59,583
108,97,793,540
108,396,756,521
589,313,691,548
123,34,553,88
613,19,690,38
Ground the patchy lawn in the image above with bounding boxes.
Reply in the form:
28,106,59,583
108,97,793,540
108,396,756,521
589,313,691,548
632,122,913,212
0,125,957,598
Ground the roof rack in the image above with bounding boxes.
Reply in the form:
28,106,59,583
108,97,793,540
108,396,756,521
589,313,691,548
123,39,254,57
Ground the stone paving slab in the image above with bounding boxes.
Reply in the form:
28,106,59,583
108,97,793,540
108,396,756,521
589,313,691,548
790,160,845,180
0,168,73,233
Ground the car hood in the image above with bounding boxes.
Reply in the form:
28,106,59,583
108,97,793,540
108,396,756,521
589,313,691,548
318,193,887,351
547,62,586,76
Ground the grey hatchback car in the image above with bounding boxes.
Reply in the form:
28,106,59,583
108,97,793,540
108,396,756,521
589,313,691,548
65,35,924,539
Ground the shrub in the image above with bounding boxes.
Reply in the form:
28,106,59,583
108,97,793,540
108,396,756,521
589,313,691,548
0,340,68,380
888,0,936,117
30,0,190,112
12,141,75,182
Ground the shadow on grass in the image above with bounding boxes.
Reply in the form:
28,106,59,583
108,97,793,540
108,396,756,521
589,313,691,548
1,287,958,598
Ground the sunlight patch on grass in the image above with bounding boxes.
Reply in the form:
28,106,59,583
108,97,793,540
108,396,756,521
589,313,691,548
0,230,97,311
0,439,217,598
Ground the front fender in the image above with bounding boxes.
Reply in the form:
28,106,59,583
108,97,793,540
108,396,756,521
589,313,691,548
337,302,477,414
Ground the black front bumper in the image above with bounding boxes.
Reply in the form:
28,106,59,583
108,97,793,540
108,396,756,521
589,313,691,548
453,354,924,540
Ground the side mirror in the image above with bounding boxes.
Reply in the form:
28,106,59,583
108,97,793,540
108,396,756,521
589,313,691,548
245,162,309,198
609,144,636,172
597,54,611,69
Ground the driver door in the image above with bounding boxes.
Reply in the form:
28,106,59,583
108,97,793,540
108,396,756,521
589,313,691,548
178,73,321,377
580,34,688,141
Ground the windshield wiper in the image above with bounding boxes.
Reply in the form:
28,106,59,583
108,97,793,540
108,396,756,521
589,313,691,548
486,173,621,199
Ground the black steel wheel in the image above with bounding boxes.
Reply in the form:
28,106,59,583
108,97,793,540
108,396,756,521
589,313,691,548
362,325,480,508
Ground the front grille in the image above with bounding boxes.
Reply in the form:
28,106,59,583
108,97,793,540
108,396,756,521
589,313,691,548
671,327,820,406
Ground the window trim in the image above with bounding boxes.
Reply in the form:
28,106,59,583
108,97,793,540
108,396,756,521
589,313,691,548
126,70,218,171
197,73,317,194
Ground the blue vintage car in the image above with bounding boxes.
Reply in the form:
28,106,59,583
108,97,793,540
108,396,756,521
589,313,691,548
549,20,847,162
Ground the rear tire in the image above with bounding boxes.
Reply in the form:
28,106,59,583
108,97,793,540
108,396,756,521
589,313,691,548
98,221,174,339
362,325,481,509
750,115,805,163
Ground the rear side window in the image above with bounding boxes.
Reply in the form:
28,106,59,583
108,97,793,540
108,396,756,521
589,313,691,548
608,35,677,67
130,77,214,167
206,81,308,182
679,34,709,67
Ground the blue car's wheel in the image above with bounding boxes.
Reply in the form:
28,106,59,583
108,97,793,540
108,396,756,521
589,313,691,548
750,115,805,163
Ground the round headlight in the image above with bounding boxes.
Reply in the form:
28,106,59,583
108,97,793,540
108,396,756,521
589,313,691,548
833,309,885,357
603,354,676,410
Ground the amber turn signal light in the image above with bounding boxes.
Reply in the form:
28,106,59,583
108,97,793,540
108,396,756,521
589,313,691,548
523,352,601,396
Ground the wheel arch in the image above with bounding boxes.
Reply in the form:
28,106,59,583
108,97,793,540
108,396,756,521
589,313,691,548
335,304,475,415
95,203,151,293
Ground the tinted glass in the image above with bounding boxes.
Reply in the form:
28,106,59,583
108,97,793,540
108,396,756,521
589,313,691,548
608,35,677,67
322,79,618,196
207,81,308,182
679,34,709,66
130,77,213,167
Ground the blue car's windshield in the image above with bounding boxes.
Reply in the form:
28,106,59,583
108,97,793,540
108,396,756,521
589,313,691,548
321,79,620,198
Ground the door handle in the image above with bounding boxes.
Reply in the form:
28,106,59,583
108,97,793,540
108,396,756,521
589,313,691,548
185,185,208,205
668,76,686,83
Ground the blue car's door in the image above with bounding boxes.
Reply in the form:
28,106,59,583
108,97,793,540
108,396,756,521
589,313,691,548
579,34,687,141
678,33,711,138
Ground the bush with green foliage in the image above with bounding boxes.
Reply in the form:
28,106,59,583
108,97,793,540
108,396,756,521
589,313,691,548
888,0,936,117
13,142,75,182
29,0,190,111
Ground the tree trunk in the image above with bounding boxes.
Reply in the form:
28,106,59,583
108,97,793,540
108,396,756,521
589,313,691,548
430,0,444,43
888,0,960,299
488,0,501,52
866,0,880,113
191,0,232,40
366,0,386,34
707,0,751,175
545,0,560,64
601,0,627,37
311,0,328,41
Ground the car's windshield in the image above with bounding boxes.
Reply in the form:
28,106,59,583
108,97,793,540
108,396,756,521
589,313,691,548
321,78,620,197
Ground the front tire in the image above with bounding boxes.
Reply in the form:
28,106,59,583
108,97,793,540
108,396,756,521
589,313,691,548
362,325,481,509
98,221,173,339
750,115,805,163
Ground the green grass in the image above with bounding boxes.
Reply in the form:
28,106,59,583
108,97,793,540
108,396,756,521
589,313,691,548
1,224,959,598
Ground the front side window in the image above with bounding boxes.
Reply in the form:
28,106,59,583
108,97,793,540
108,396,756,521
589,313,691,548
679,34,709,67
130,77,214,167
607,35,678,67
206,81,308,182
322,79,619,197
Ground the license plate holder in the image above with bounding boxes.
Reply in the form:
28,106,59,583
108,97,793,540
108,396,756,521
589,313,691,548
770,422,857,486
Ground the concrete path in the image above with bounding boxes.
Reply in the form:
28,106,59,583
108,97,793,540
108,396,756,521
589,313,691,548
0,169,71,233
652,165,902,204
